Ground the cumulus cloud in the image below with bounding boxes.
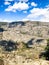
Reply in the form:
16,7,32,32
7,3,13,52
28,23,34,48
46,5,49,8
23,11,27,13
22,18,29,21
5,2,29,12
19,0,28,2
5,0,28,2
31,2,37,7
5,0,13,1
23,7,49,22
4,1,11,5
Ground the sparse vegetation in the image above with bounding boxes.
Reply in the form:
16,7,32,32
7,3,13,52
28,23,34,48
0,21,49,65
0,40,17,52
39,39,49,60
45,39,49,60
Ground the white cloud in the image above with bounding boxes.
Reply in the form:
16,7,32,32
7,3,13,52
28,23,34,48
23,7,49,22
4,1,11,5
5,0,13,1
46,5,49,8
19,0,28,2
31,2,37,7
5,0,28,2
22,18,29,21
0,19,11,22
28,8,48,18
5,2,29,12
23,11,27,13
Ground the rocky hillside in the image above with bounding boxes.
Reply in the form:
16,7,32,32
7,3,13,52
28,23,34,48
0,21,49,65
0,21,49,42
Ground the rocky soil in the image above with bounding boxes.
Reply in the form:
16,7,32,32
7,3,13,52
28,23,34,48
0,21,49,65
0,52,49,65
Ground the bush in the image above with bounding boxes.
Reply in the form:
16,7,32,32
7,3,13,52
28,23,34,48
0,40,17,52
40,39,49,60
45,39,49,60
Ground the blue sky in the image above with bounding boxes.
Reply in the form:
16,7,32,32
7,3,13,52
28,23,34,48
0,0,49,22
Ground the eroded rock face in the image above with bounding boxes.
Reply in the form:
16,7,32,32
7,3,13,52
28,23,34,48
0,21,49,42
1,21,49,42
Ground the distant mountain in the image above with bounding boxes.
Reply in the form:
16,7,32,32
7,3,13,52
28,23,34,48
8,21,25,28
9,21,25,25
0,21,49,27
0,22,8,26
